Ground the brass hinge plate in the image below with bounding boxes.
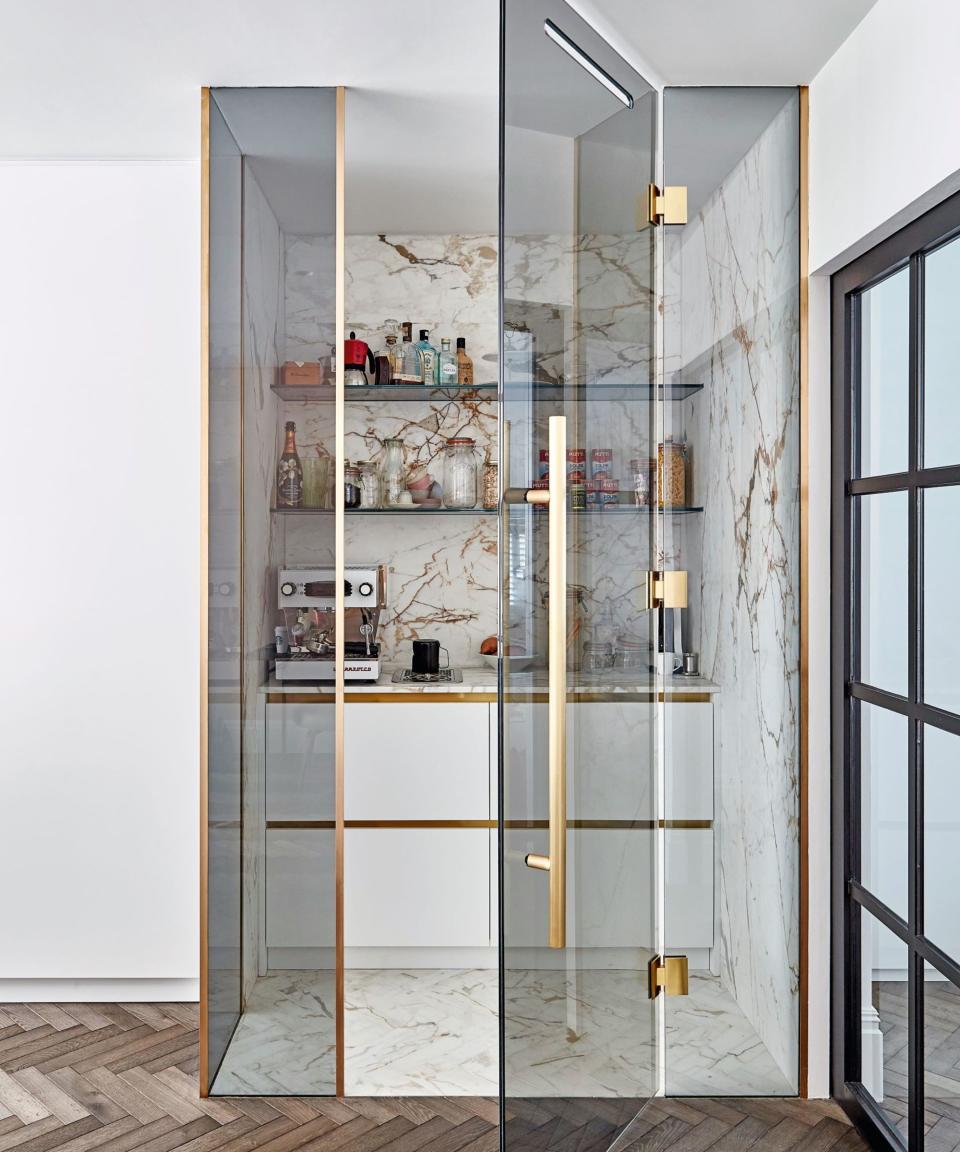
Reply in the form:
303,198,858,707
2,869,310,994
648,954,689,998
641,569,688,611
642,184,688,227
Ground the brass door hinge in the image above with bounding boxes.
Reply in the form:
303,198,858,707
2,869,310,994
648,954,689,998
642,184,688,227
642,570,688,611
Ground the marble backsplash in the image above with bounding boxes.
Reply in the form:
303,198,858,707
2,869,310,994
280,234,500,668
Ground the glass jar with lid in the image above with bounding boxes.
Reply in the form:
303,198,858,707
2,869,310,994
582,640,614,672
442,437,481,508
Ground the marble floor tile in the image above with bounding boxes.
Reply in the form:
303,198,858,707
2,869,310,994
212,968,793,1098
345,968,499,1096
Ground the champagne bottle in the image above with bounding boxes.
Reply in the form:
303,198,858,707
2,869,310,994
277,421,304,507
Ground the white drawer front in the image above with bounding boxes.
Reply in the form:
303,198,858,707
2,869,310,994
665,703,714,820
345,703,489,820
265,704,335,822
345,828,491,948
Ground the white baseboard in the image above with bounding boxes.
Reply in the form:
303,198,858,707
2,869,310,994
0,978,199,1002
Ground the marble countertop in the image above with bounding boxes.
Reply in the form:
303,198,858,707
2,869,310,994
263,666,719,698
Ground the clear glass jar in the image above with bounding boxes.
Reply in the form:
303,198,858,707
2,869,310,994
442,437,480,508
343,464,362,509
381,438,406,506
582,640,614,672
357,460,381,509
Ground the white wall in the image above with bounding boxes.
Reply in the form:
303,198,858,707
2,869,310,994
0,162,200,999
809,0,960,274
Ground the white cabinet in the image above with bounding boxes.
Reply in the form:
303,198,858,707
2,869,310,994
265,695,715,959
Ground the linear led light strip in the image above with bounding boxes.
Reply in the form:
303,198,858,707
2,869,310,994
543,18,634,109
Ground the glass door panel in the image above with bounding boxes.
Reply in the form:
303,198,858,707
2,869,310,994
204,87,340,1095
501,2,660,1145
204,91,243,1090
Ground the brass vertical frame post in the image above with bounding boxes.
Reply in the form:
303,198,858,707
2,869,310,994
798,83,810,1099
199,86,211,1098
334,85,346,1098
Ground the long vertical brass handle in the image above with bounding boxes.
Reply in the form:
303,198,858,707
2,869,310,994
547,415,567,949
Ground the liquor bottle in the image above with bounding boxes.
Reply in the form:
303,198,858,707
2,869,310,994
277,421,304,507
437,337,458,388
374,332,397,385
416,329,438,386
396,321,421,384
456,337,474,385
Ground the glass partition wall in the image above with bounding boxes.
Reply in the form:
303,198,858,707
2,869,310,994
201,44,803,1131
203,87,340,1095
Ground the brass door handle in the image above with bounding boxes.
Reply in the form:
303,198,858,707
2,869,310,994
521,415,567,949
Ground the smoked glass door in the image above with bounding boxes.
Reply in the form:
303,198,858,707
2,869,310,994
500,3,662,1145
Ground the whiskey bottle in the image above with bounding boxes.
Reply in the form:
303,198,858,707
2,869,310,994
456,337,474,386
277,421,304,507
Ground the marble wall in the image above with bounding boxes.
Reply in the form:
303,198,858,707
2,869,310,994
282,234,499,669
673,97,801,1086
241,166,284,1000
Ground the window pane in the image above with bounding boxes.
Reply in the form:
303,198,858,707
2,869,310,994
924,238,960,469
860,269,909,477
860,703,908,921
859,492,908,696
861,906,909,1142
923,967,960,1149
924,487,960,714
924,726,960,961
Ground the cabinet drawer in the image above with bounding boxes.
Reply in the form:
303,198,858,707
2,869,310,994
345,703,489,820
665,829,714,948
265,704,335,822
345,828,490,948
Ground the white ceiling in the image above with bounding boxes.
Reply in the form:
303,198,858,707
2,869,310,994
581,0,878,86
0,0,878,163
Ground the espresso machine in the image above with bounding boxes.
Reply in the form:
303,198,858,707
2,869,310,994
274,564,386,682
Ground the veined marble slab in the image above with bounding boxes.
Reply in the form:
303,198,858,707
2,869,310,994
212,968,788,1098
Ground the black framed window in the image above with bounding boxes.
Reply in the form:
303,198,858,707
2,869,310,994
833,190,960,1152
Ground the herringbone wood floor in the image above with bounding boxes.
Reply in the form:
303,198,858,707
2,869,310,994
0,1003,871,1152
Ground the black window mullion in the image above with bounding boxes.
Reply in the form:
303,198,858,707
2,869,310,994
906,251,922,1152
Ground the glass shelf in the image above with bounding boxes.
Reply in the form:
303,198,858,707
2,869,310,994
271,380,703,403
272,382,498,403
271,506,496,516
273,504,702,517
516,380,704,402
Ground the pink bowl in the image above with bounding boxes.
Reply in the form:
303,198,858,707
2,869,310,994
407,473,433,492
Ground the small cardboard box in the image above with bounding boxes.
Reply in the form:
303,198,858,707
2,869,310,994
282,361,325,388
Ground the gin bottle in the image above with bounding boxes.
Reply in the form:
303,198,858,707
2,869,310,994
416,329,438,386
437,338,458,388
396,321,421,384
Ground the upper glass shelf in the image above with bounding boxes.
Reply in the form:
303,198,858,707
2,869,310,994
271,380,704,403
272,382,498,403
272,504,704,517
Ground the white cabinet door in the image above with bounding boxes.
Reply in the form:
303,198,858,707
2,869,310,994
265,829,335,948
665,703,714,820
345,828,490,947
345,704,490,820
